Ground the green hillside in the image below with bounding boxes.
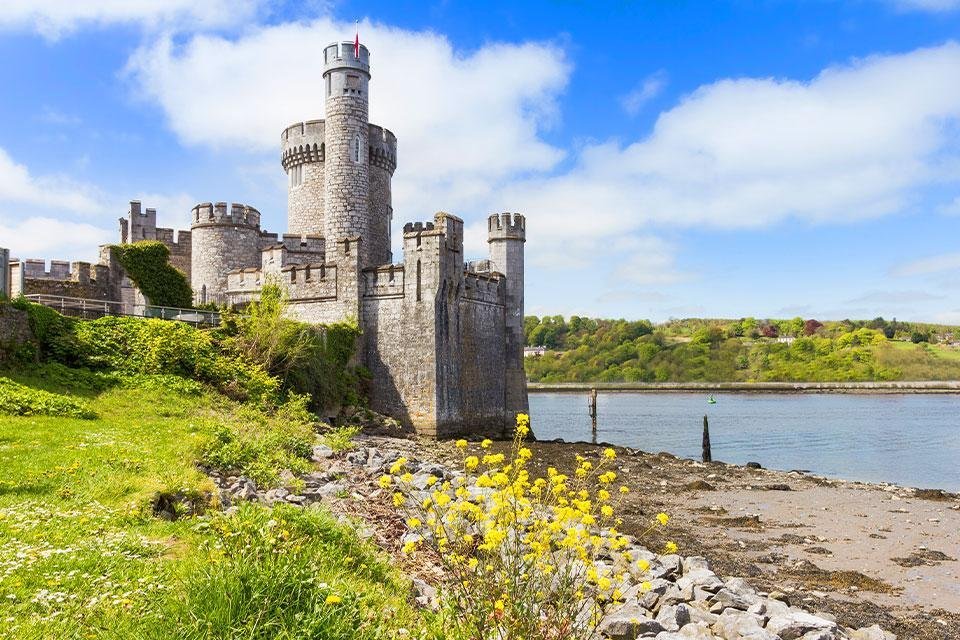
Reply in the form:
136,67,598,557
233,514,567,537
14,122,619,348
523,315,960,383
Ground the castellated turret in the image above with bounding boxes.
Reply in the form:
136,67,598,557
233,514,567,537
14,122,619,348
190,202,262,304
280,41,396,271
488,213,529,420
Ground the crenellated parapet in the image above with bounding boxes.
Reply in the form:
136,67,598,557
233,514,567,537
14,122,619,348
191,202,261,229
487,212,526,240
368,124,397,173
463,271,505,305
362,263,405,298
281,120,325,170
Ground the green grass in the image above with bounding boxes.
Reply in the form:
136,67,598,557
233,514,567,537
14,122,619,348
0,367,423,639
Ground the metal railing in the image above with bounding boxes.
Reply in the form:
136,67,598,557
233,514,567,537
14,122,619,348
24,294,223,327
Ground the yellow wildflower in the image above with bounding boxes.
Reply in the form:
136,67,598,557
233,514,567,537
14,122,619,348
455,439,468,449
481,438,493,449
378,475,392,488
325,595,342,605
665,541,678,554
656,512,670,526
603,448,616,460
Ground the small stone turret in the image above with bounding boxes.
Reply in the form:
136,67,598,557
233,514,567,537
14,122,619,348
190,202,262,304
488,213,528,424
0,247,9,299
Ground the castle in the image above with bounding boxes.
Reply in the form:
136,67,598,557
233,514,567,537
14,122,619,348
3,41,528,439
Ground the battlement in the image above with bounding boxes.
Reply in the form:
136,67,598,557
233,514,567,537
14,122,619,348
155,227,191,247
191,202,261,228
466,259,497,274
402,221,436,235
323,41,371,77
368,124,397,173
488,212,526,240
281,120,325,170
463,271,505,305
362,263,405,298
281,234,325,253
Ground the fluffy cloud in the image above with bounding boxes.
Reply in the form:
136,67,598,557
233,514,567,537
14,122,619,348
0,217,112,259
494,42,960,250
125,19,569,223
0,147,103,214
0,0,263,39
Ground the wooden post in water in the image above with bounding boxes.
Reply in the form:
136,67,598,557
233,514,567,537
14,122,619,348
589,388,598,443
702,414,712,463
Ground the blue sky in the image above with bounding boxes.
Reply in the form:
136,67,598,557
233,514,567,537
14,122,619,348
1,0,960,323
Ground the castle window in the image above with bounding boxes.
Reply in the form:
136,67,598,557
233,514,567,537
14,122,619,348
346,74,360,90
289,164,304,187
326,74,331,96
354,134,362,163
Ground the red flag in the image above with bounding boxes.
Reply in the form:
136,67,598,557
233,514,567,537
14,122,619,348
354,22,360,58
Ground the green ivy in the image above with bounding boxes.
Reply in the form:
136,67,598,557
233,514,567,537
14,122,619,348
111,241,193,308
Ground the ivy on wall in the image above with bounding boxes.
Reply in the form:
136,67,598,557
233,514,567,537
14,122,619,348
111,242,193,308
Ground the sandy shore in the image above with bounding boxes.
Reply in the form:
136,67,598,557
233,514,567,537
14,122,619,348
347,434,960,640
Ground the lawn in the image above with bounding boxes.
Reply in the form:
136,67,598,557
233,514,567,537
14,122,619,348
0,367,422,640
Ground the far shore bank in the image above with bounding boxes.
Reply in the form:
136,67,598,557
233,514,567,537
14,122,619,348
528,380,960,393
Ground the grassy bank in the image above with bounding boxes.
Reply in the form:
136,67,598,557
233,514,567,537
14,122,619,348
0,366,422,639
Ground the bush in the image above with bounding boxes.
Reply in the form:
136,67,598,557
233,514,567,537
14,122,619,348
222,282,360,411
75,316,278,403
10,297,83,364
0,376,96,418
111,241,193,308
390,414,674,640
199,394,317,488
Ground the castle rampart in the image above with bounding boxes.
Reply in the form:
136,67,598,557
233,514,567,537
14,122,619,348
8,258,113,300
282,120,327,236
0,248,9,299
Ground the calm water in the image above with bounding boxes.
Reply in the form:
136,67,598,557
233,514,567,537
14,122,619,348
530,392,960,491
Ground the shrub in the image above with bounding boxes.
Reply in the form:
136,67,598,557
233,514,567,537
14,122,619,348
389,414,674,640
75,316,278,403
10,297,83,364
110,241,193,308
322,424,361,452
222,282,361,411
199,394,317,488
0,376,96,419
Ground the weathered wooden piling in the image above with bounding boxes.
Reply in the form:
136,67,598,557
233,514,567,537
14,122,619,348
589,388,598,443
702,414,712,462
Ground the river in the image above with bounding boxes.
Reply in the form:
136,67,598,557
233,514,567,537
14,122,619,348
529,392,960,491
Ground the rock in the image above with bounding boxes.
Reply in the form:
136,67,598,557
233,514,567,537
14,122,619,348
315,483,346,498
346,450,367,466
235,484,257,501
656,604,691,632
766,611,838,640
798,631,838,640
598,604,663,639
658,554,683,578
677,568,724,593
681,556,711,574
623,578,672,611
746,462,763,469
411,578,437,610
849,625,895,640
708,587,757,612
279,469,296,485
312,444,334,460
263,487,289,504
724,577,757,599
285,494,307,505
712,609,776,640
768,590,791,606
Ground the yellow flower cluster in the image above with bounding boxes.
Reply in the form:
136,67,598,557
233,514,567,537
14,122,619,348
387,413,675,639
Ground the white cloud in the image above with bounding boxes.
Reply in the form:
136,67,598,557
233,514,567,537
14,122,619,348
0,217,112,261
125,18,569,222
493,42,960,248
888,0,960,12
844,289,944,304
891,252,960,276
0,0,264,39
0,148,103,214
621,70,668,116
936,195,960,215
612,236,689,286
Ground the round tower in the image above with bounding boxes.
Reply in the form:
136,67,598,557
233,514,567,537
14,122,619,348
281,120,326,236
190,202,262,305
368,124,397,264
322,41,376,268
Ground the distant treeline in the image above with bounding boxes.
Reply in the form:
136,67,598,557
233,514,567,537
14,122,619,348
523,316,960,383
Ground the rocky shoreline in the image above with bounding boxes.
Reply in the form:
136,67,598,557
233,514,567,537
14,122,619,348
207,430,960,639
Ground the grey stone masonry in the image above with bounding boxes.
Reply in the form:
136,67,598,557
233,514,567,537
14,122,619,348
282,120,326,236
322,42,376,270
488,213,529,427
190,202,262,305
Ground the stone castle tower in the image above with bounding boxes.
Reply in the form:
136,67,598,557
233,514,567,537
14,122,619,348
11,39,528,439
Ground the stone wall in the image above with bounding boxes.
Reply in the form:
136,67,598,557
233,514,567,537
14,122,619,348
9,259,112,301
0,304,32,362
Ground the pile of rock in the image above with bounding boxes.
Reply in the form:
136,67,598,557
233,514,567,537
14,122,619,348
206,443,895,640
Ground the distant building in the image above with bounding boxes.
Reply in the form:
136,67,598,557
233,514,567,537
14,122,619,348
524,346,547,357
